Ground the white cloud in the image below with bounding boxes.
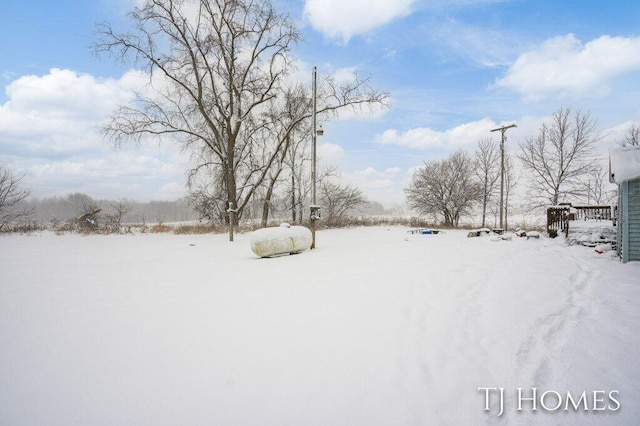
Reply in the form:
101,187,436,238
375,118,501,150
422,17,520,67
343,166,407,204
493,34,640,100
356,167,400,190
0,68,188,200
303,0,414,42
332,66,359,84
318,143,345,163
4,68,144,119
599,120,640,150
15,148,188,201
0,68,148,157
158,182,186,199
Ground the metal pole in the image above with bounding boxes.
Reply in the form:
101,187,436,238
310,66,317,249
500,134,505,229
490,124,517,230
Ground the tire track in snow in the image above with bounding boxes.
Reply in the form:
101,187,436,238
515,250,599,389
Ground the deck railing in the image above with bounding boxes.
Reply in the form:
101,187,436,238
546,205,613,237
571,205,612,221
546,206,570,237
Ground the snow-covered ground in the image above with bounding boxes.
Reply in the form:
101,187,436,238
1,227,639,425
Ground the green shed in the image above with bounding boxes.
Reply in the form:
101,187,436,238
610,147,640,263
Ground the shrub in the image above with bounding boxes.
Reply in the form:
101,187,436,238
150,224,172,233
174,223,221,234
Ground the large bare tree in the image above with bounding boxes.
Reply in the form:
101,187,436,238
96,0,299,225
518,108,600,206
405,151,481,228
97,0,387,232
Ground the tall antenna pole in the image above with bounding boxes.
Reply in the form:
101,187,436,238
310,66,318,249
490,123,517,230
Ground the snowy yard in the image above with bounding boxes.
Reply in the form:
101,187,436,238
1,227,639,425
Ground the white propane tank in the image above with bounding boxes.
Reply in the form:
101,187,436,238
250,223,312,258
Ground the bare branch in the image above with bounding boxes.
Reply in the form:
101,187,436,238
405,151,482,227
518,107,600,206
0,167,34,230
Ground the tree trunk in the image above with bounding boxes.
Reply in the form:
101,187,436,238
224,150,238,237
481,194,488,227
261,184,274,227
291,174,296,223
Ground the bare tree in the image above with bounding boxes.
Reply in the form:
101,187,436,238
474,138,500,227
96,0,300,227
187,170,226,223
96,0,388,236
620,123,639,147
518,108,600,206
405,151,482,227
67,193,101,229
580,164,615,205
105,198,134,232
67,193,100,217
503,150,519,231
285,118,311,224
277,73,388,225
257,85,309,227
0,167,34,230
318,172,368,226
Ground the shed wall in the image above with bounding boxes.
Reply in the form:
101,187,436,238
628,178,640,262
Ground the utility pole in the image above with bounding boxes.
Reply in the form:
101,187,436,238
310,66,319,249
490,123,517,230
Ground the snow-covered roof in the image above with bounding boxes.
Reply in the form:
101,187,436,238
609,147,640,183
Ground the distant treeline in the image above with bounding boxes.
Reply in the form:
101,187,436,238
23,193,199,224
23,193,402,226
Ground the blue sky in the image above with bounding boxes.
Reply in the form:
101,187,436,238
1,0,639,205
